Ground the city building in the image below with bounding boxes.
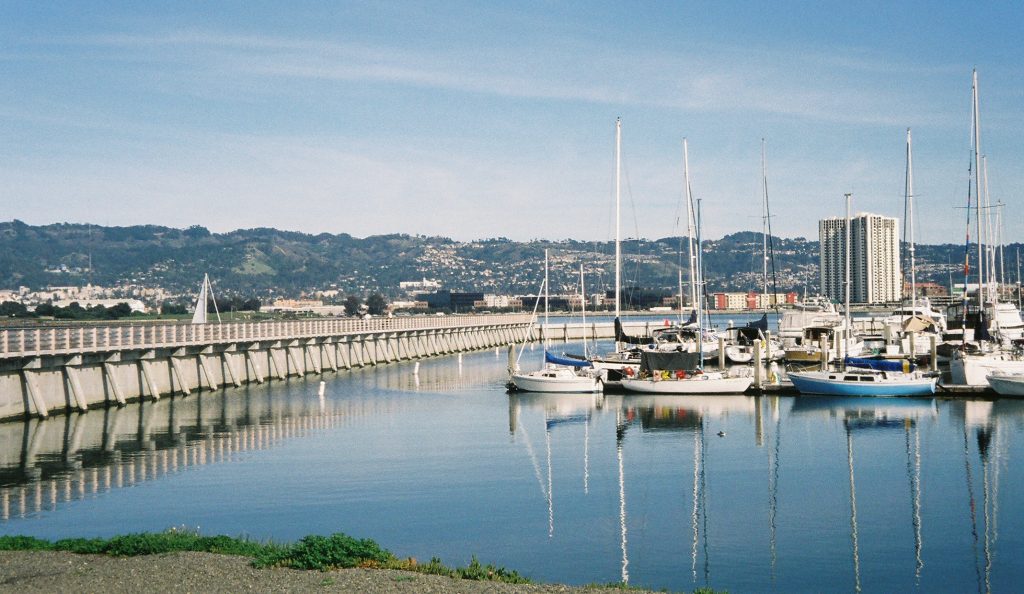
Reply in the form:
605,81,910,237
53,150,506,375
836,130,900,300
819,212,901,304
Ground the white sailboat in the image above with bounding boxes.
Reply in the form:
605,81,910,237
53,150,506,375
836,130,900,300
190,273,221,324
509,250,602,393
788,193,936,396
621,141,753,395
949,70,1024,385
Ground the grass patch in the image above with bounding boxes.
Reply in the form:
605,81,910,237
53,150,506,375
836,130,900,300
0,529,530,585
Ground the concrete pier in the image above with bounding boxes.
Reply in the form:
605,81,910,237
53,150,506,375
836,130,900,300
0,315,543,421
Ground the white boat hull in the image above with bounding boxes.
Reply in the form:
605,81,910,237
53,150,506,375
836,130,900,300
621,373,752,394
986,373,1024,396
949,352,1024,387
510,368,602,393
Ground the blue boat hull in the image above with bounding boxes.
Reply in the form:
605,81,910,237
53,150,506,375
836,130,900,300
788,371,936,396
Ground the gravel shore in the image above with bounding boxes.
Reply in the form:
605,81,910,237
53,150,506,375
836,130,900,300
0,551,661,593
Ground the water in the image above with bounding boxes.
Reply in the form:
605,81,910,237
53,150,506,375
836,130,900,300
2,342,1023,593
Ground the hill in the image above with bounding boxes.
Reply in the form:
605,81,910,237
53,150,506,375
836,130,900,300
0,221,1013,299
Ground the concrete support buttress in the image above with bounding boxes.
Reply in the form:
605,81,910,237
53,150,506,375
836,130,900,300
197,354,217,391
267,350,286,380
103,362,126,405
139,360,161,401
170,358,192,396
223,353,242,387
63,366,89,412
245,351,265,383
286,347,303,376
22,369,49,418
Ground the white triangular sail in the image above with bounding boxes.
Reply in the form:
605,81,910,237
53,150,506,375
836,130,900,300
191,274,221,324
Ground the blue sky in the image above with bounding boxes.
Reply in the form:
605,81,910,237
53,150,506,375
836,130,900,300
2,2,1022,243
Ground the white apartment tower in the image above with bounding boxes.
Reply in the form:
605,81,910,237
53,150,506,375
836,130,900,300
819,213,901,304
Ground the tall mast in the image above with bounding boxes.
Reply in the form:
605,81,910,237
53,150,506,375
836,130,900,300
761,138,769,299
972,69,985,306
844,193,852,364
544,249,550,350
1017,248,1022,311
610,118,618,321
684,139,698,312
906,129,917,311
580,263,588,356
696,198,704,368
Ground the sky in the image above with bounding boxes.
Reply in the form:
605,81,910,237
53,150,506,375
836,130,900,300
1,1,1022,244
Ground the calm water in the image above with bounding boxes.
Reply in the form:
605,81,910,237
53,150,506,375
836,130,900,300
2,340,1022,593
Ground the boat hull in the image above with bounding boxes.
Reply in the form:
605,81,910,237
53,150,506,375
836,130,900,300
788,371,936,396
510,373,602,393
950,353,1024,387
987,373,1024,396
620,374,753,394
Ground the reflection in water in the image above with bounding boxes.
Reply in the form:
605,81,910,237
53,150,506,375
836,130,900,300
7,349,1024,594
0,384,344,522
616,409,629,585
767,396,781,582
508,393,602,541
906,420,923,581
846,422,861,594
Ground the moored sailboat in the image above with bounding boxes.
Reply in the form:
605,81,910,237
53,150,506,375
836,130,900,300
788,193,936,396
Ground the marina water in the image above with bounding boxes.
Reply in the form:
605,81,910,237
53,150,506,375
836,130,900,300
2,336,1022,592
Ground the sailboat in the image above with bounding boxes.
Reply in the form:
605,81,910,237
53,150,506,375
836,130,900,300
949,70,1024,386
725,141,784,364
509,250,603,393
788,194,937,396
884,129,946,358
190,273,221,324
620,141,753,395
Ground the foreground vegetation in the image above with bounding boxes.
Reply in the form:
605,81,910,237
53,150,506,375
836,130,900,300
0,529,725,592
0,529,529,584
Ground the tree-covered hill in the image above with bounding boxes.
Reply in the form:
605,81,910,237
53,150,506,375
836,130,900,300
0,221,1014,298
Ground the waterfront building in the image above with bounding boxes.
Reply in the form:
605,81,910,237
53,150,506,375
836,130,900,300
819,212,900,304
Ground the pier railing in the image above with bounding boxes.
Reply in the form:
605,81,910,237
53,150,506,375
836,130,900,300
0,314,535,358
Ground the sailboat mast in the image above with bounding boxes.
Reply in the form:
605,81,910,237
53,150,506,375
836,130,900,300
972,70,985,306
615,118,622,321
1017,248,1021,311
580,263,588,356
906,129,917,311
761,138,769,300
844,193,852,364
544,249,550,350
696,198,704,368
684,139,698,312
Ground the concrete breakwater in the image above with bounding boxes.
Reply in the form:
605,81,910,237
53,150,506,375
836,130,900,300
0,315,555,421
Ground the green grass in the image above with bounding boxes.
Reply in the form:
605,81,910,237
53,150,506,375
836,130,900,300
0,528,529,585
